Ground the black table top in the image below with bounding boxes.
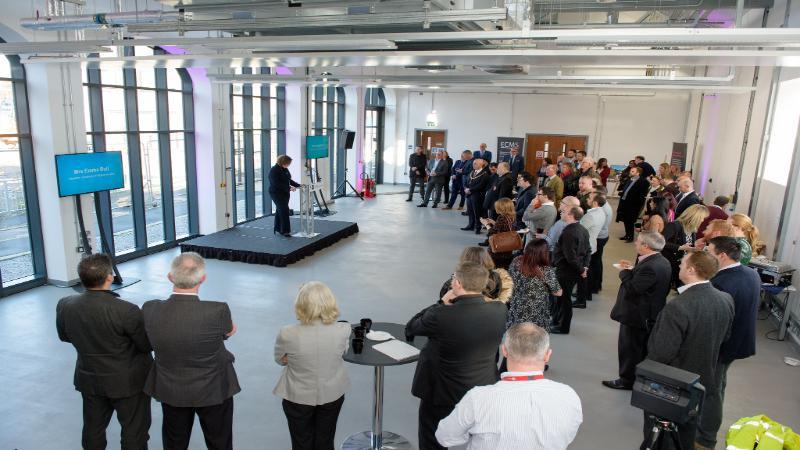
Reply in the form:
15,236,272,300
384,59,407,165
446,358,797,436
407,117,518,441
343,322,427,367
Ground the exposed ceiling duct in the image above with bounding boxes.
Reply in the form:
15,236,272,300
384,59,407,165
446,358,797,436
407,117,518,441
20,10,182,31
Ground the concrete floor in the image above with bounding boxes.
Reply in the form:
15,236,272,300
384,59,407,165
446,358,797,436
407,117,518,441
1,194,798,450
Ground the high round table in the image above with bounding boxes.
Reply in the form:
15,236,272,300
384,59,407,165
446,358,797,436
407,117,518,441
341,322,427,450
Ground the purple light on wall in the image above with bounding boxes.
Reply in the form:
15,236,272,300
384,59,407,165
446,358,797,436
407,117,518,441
275,66,293,75
159,45,208,85
706,10,735,27
698,94,720,195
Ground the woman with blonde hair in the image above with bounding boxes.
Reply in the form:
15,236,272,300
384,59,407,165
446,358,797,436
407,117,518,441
440,246,513,303
274,282,350,450
729,213,764,263
661,204,709,288
480,197,517,269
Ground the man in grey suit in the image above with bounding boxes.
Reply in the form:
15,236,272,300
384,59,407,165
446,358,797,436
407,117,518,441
644,250,734,450
419,152,451,208
142,253,240,450
523,186,557,236
57,254,153,450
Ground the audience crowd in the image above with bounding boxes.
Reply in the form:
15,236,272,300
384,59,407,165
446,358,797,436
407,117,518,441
55,144,768,450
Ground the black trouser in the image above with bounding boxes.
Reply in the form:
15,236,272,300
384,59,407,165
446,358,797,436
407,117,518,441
696,362,729,449
273,194,291,234
408,173,426,200
282,396,344,450
443,180,450,205
448,178,465,208
161,397,233,450
623,215,636,239
554,269,580,333
466,192,486,231
81,392,151,450
418,400,454,450
590,237,609,293
484,191,497,220
422,178,445,205
618,324,650,386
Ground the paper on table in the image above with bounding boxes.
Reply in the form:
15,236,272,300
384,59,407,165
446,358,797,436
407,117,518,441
372,339,420,361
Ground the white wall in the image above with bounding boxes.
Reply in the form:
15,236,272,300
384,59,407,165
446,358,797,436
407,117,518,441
393,90,689,169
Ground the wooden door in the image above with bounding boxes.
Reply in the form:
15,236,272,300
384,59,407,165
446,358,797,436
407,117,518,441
416,129,447,159
524,134,588,178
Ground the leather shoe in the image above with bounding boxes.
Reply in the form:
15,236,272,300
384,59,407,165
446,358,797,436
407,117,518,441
460,226,474,231
478,241,489,247
619,235,631,240
550,327,568,334
417,204,427,207
572,301,587,309
461,212,468,216
405,198,413,202
602,379,633,390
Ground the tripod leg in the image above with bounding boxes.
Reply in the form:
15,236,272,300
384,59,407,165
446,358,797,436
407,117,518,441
346,180,364,200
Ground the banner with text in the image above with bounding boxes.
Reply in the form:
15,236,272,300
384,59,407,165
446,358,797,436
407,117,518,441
497,137,525,163
671,142,688,172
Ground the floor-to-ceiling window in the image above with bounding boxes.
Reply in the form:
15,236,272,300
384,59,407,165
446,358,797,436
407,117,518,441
310,86,345,194
364,88,385,183
230,68,286,224
0,52,45,294
83,46,198,259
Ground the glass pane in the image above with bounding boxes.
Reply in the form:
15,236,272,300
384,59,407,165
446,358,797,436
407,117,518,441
168,91,183,131
233,130,246,223
271,129,279,164
167,69,183,91
101,87,126,132
100,68,124,86
136,68,156,89
232,95,243,129
232,84,242,95
0,56,11,79
0,136,35,285
254,130,263,218
0,80,18,135
171,132,189,238
82,85,92,134
270,98,278,128
106,134,134,254
252,95,261,131
137,89,158,132
140,133,164,246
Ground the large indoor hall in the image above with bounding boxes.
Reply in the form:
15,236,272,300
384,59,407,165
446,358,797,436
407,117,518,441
1,1,800,450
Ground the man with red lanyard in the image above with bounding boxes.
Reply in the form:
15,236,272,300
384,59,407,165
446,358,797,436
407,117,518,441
435,323,583,449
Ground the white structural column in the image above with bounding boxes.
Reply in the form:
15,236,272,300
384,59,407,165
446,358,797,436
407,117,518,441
193,67,231,234
382,88,399,184
26,62,92,286
285,84,307,210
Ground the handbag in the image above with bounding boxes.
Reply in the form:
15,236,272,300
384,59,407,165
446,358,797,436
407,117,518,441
489,230,523,253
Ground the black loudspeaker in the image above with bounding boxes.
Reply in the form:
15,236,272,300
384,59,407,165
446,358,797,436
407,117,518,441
343,130,356,149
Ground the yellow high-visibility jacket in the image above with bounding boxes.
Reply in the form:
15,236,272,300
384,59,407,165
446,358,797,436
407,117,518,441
726,415,799,450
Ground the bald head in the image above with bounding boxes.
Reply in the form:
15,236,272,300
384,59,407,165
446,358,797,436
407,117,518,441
561,196,580,208
678,177,694,193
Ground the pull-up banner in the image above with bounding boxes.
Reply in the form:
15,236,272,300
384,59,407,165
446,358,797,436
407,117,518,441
671,142,687,171
497,137,525,163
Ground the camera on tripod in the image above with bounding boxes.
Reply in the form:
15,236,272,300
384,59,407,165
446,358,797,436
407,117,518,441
632,359,705,450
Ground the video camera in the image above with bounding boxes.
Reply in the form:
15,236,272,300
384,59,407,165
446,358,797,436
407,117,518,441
631,359,705,425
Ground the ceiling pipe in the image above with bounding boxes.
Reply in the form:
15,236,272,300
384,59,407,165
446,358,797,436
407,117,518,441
20,10,182,31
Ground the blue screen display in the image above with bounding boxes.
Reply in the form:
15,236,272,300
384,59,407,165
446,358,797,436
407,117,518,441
55,152,125,197
306,135,329,159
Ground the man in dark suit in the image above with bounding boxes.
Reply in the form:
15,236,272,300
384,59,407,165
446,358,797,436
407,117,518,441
407,146,428,202
142,253,241,450
461,158,491,234
552,206,592,334
674,177,702,218
514,171,536,228
506,145,525,181
406,261,507,450
616,166,649,241
702,237,762,448
635,155,656,179
645,250,734,450
444,151,470,210
603,231,672,390
56,254,152,450
484,162,515,219
419,152,451,207
478,142,493,162
442,151,454,204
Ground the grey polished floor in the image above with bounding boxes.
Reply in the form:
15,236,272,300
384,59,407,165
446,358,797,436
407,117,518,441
1,194,798,450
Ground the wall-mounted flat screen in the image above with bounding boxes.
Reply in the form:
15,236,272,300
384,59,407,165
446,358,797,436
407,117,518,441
55,152,125,197
306,135,330,159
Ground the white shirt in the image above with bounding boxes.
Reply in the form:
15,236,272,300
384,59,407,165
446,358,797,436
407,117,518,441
718,262,741,272
677,280,709,294
580,207,605,254
436,371,583,450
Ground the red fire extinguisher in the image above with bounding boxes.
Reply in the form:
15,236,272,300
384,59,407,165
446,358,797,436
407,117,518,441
361,173,377,198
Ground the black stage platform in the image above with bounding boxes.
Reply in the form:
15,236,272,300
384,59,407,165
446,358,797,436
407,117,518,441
180,216,359,267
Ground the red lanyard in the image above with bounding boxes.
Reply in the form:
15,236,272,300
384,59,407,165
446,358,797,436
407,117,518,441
501,374,545,381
